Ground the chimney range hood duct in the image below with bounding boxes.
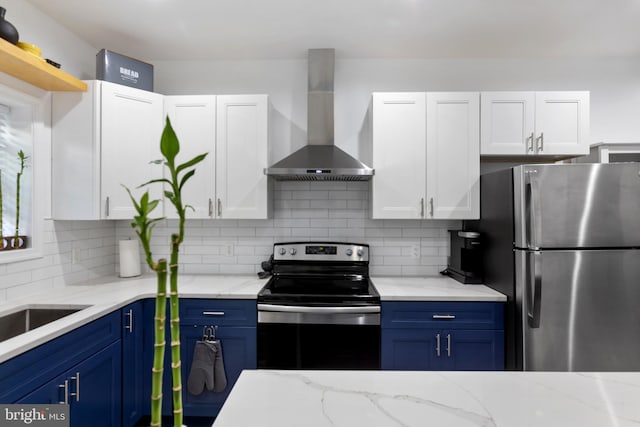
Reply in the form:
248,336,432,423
265,49,374,181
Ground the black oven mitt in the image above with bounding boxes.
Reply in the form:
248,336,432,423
211,339,227,393
187,340,227,395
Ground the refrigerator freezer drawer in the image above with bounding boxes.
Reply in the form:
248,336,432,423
516,248,640,371
513,163,640,249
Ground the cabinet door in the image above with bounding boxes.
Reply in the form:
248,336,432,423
101,82,164,219
122,302,145,427
445,329,505,371
426,92,480,219
164,96,216,219
371,92,426,219
381,328,439,370
19,341,122,427
215,95,268,219
181,325,257,417
534,91,589,156
480,91,535,155
67,341,122,427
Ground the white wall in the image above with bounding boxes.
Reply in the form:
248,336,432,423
2,0,97,79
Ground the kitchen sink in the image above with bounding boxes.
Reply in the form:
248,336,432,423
0,306,89,343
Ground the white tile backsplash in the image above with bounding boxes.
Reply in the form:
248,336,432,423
0,220,116,302
116,181,458,277
1,182,458,301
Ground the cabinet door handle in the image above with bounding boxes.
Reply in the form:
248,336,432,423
432,314,456,320
429,197,434,217
217,198,222,217
536,132,544,152
435,333,441,357
58,380,69,404
125,309,134,333
208,198,213,217
420,198,424,218
446,334,451,357
527,132,535,152
105,196,110,217
202,311,225,316
70,372,80,402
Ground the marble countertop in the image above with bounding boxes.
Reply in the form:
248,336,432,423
374,276,505,302
213,370,640,427
0,274,504,363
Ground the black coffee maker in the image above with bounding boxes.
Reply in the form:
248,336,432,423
441,230,483,284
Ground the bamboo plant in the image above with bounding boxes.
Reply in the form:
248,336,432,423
126,117,207,427
13,150,27,248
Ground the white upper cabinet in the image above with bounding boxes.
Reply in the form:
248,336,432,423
215,95,269,219
101,83,164,219
480,91,589,157
371,92,426,219
53,83,269,221
164,95,216,219
52,80,163,220
371,92,480,220
426,92,480,220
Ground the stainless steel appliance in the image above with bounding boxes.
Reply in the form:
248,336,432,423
474,163,640,371
257,242,380,369
264,49,374,181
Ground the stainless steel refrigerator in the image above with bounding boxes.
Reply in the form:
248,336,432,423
474,163,640,371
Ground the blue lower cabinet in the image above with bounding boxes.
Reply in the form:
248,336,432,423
180,325,257,417
122,301,145,427
381,301,505,371
18,340,122,427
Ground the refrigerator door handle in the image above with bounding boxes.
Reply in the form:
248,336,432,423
526,251,542,328
525,172,542,249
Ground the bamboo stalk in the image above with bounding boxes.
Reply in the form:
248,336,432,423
151,259,167,427
169,233,182,427
14,150,26,246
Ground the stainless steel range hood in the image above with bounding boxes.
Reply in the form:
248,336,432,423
265,49,374,181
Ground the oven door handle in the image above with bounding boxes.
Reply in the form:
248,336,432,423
257,304,380,314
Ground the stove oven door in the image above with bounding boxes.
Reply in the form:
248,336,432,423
257,304,381,370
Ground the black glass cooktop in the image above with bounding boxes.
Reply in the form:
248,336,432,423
257,275,380,306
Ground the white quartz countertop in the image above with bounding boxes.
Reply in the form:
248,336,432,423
213,370,640,427
0,274,504,363
373,276,506,302
0,274,265,363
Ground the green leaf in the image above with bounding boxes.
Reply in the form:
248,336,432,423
176,153,208,174
178,169,196,191
138,178,172,189
160,116,180,167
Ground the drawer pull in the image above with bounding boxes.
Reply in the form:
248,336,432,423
436,333,441,357
202,311,225,316
432,314,456,320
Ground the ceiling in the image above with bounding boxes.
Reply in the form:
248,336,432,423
25,0,640,61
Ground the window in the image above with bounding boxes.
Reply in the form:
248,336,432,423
0,81,48,264
0,102,33,250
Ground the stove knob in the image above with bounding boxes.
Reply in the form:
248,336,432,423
278,247,286,256
345,249,353,256
289,248,297,256
357,248,364,257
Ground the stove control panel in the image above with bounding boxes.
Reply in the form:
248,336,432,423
273,242,369,262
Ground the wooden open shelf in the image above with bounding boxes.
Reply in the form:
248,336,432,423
0,38,87,92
